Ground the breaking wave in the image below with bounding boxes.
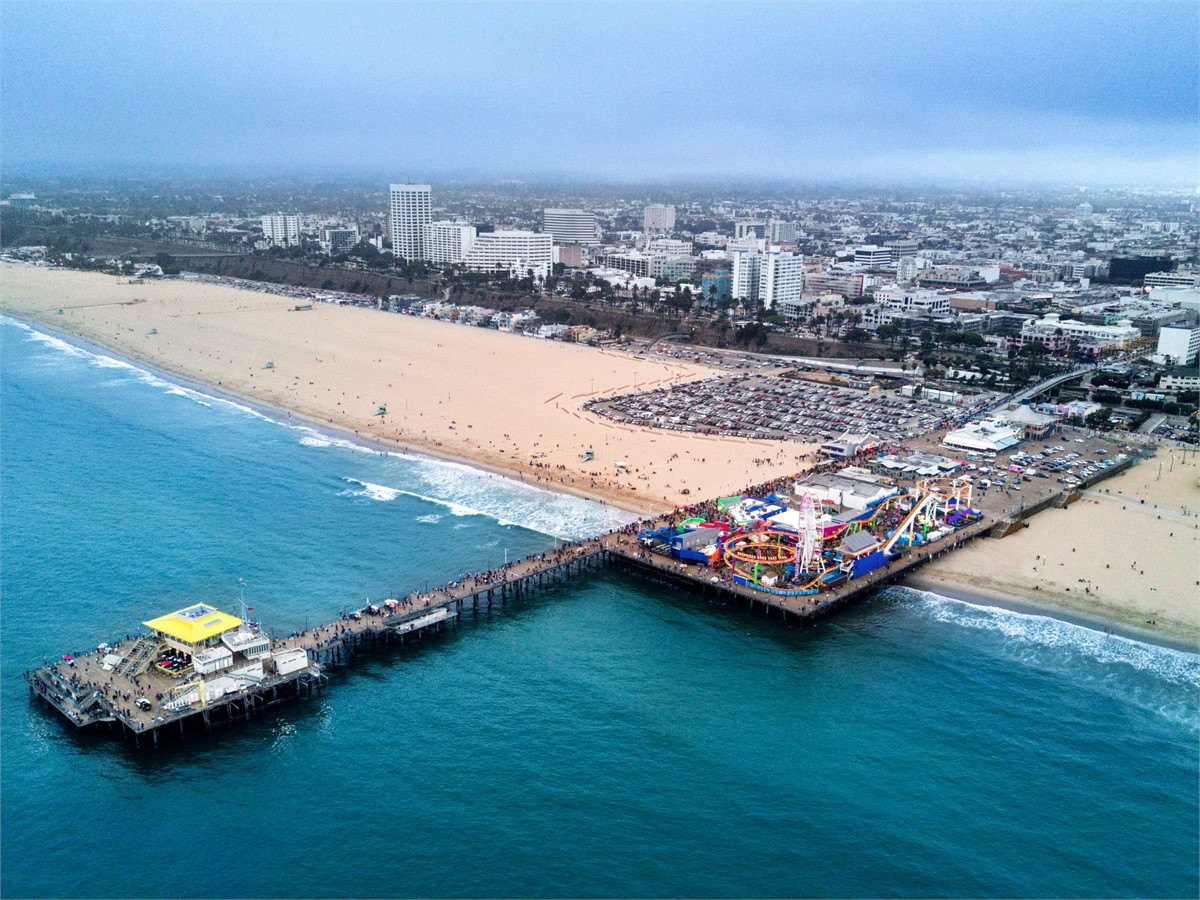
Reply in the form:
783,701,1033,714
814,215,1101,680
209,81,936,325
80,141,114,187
892,586,1200,729
4,315,637,542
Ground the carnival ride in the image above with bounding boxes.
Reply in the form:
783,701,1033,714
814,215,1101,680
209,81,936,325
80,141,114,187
880,476,974,553
714,477,979,596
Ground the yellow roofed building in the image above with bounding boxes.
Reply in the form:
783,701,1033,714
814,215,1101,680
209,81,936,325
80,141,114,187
143,604,243,654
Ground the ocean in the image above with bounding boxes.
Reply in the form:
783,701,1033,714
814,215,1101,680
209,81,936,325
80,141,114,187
2,315,1197,899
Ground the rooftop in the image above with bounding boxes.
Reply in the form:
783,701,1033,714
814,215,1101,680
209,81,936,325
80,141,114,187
143,604,242,645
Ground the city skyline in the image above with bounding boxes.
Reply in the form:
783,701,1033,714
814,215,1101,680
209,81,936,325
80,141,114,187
2,0,1196,186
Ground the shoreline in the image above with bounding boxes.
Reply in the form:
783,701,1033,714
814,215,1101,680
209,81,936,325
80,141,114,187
4,265,1196,649
12,309,1196,654
2,311,649,521
900,573,1200,654
0,263,820,514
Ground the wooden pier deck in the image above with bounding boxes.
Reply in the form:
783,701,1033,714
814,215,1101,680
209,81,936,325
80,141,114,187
27,454,1103,750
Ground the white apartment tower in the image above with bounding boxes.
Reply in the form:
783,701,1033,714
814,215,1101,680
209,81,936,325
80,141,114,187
1157,325,1200,365
543,208,598,245
643,204,676,234
389,183,432,261
261,214,300,246
731,249,762,303
758,248,804,310
425,221,477,264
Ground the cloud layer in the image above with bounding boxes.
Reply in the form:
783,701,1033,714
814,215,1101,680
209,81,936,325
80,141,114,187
3,1,1195,185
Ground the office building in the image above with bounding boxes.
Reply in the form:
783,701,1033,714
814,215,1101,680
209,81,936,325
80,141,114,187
700,270,733,305
1159,368,1200,394
425,221,477,264
803,270,868,299
463,230,553,280
389,183,432,261
768,221,798,243
320,226,359,255
735,221,766,240
261,214,300,247
647,238,693,257
643,204,675,234
1109,256,1170,281
603,250,695,281
1015,313,1140,354
1144,269,1200,289
874,285,950,316
884,239,919,258
556,245,584,268
854,245,893,268
543,209,598,245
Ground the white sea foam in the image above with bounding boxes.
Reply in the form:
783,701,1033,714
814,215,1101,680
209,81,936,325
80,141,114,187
4,316,635,541
11,318,264,414
294,427,382,455
899,587,1200,686
340,478,402,502
416,514,442,525
407,455,635,539
894,586,1200,729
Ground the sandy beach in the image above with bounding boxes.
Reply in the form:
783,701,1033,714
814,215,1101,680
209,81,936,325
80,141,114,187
0,263,816,512
911,448,1200,645
6,262,1197,645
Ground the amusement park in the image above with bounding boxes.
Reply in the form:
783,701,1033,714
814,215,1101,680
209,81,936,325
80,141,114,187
636,471,982,596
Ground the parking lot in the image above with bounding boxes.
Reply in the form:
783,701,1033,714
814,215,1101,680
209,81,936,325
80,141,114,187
586,373,994,442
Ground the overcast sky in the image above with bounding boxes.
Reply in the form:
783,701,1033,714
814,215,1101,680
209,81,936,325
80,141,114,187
3,0,1195,186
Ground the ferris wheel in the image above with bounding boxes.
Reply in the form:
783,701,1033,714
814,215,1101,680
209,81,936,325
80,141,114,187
796,491,822,574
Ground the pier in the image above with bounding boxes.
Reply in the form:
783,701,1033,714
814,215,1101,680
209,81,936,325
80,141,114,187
25,436,1135,749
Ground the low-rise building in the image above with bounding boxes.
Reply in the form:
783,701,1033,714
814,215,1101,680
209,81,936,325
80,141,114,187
1015,313,1141,354
462,230,553,280
1159,368,1200,395
1144,270,1200,289
943,417,1023,452
797,469,898,510
817,431,881,459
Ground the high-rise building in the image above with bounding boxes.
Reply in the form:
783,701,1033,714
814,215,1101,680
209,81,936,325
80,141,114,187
463,230,553,280
389,183,432,261
643,204,676,234
543,209,598,245
425,221,477,264
768,221,798,243
261,214,300,246
731,249,762,303
758,248,804,310
1157,325,1200,365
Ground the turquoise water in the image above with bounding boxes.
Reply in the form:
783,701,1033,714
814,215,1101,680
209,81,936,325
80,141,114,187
2,316,1197,899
